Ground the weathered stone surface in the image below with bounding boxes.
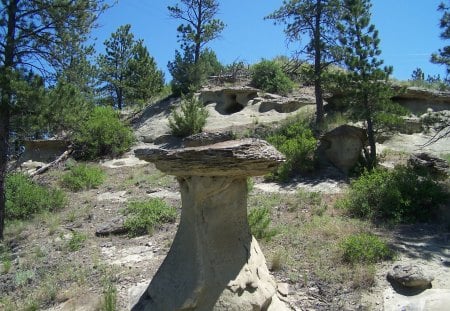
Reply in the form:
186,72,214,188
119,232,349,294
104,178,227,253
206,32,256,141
387,264,434,289
408,152,449,179
135,139,285,177
183,131,234,147
132,139,288,310
95,217,127,236
393,86,450,104
316,125,367,174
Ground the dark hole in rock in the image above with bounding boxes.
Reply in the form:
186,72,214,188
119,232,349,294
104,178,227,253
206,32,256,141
215,93,245,115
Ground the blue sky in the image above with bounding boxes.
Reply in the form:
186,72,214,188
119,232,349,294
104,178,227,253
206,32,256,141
91,0,447,82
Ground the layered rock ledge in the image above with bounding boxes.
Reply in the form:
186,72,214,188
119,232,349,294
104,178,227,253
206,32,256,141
132,139,289,311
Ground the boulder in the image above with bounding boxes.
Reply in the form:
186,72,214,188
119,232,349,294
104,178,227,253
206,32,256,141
387,264,434,290
316,125,367,174
133,139,289,310
408,152,449,180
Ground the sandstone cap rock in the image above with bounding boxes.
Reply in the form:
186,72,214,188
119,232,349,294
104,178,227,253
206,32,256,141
135,139,285,177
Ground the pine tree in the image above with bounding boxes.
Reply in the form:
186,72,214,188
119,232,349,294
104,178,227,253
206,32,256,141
0,0,107,239
168,0,225,94
338,0,404,170
126,40,165,107
431,2,450,80
97,24,164,109
266,0,343,124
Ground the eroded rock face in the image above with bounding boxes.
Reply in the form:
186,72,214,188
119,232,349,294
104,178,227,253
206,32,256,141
408,152,449,180
133,140,288,311
200,87,259,115
316,125,367,174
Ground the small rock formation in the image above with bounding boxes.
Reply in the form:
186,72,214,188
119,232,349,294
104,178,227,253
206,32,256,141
133,139,289,311
408,152,449,180
183,131,235,147
316,125,367,174
387,264,434,290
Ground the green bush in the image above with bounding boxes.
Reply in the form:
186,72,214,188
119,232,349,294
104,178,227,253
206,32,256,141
6,173,66,220
169,94,208,137
124,199,177,237
337,166,449,223
73,106,134,160
266,116,317,181
248,207,277,241
61,163,105,191
65,231,87,252
251,59,294,95
340,233,393,264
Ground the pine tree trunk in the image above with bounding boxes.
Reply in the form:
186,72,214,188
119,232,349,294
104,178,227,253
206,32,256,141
0,106,10,240
314,0,324,125
0,0,18,240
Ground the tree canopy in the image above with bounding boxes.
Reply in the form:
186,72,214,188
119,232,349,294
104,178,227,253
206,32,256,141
168,0,225,94
0,0,108,239
431,1,450,80
97,24,164,110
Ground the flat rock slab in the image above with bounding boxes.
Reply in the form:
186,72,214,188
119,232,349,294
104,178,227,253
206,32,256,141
135,139,285,177
97,191,128,202
384,288,450,311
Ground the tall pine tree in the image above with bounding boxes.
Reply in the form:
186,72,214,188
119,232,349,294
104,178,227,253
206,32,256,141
267,0,343,124
431,1,450,80
338,0,404,169
168,0,225,95
97,24,164,109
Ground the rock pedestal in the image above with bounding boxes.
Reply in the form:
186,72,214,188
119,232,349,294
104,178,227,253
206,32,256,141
133,139,288,311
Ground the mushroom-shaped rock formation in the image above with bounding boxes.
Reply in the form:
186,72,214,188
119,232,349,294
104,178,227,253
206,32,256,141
132,139,289,311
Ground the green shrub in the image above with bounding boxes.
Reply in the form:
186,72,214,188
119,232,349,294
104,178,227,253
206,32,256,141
61,163,105,191
73,106,134,160
340,233,393,264
251,59,294,95
248,207,277,241
266,115,317,181
169,94,208,137
66,231,87,252
6,173,66,220
337,166,449,223
124,199,177,237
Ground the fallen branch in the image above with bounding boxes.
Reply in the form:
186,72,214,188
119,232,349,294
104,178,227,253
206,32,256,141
29,147,73,177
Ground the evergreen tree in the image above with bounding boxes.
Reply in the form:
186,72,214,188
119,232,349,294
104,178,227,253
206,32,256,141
267,0,343,124
337,0,404,170
168,0,225,94
0,0,107,240
97,24,164,109
127,40,165,107
431,1,450,80
168,47,222,95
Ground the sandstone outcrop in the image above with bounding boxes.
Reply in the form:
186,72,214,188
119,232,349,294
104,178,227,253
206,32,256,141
133,139,289,311
316,125,367,174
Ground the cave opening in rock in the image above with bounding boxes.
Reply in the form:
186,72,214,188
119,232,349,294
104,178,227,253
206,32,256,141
223,94,244,114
